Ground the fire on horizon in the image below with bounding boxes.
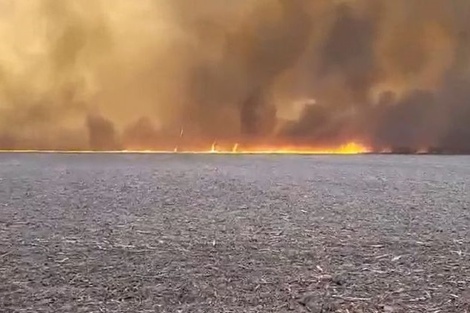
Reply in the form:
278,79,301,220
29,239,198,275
0,0,469,154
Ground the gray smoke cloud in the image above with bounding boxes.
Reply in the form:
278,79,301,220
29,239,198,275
0,0,469,152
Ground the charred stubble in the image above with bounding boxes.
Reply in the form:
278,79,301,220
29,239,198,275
0,154,469,312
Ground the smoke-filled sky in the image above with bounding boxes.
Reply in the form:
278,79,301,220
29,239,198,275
0,0,469,151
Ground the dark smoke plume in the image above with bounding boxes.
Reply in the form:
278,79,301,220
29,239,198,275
0,0,470,152
86,114,120,151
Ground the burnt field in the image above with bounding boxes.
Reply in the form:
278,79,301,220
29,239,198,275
0,154,469,312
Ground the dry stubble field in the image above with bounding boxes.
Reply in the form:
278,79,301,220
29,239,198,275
0,154,469,312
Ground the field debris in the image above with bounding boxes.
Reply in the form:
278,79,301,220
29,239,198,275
0,154,469,312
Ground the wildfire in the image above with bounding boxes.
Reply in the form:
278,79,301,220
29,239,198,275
210,142,217,153
203,142,369,155
0,142,370,154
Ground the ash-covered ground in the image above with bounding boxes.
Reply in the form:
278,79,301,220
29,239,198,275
0,154,469,312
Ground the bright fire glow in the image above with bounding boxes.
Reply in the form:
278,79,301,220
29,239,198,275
205,142,369,154
210,142,217,153
0,142,370,154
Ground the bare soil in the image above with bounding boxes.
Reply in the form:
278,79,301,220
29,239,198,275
0,154,469,312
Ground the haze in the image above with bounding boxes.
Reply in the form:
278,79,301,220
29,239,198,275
0,0,469,152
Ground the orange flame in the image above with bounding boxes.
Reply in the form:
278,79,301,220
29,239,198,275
0,142,370,154
205,142,369,154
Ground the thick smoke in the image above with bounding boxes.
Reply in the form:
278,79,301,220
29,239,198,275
0,0,469,152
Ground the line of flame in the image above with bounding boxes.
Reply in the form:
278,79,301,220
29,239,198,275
0,142,370,155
